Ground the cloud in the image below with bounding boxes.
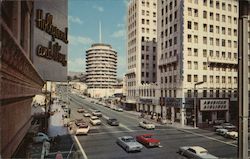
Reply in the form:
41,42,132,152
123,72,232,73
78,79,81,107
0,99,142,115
93,5,104,12
111,29,125,38
68,58,86,72
123,0,129,7
69,15,83,25
69,35,94,45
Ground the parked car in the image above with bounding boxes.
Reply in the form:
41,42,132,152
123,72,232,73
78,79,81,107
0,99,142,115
77,108,85,113
107,118,119,126
83,112,91,117
90,116,101,125
136,134,160,147
215,128,228,136
116,136,143,152
178,146,218,159
63,118,70,127
33,132,50,143
139,120,155,130
213,123,236,130
92,110,102,117
224,131,238,140
75,123,90,135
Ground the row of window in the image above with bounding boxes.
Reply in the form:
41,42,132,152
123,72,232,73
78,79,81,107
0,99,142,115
141,54,156,60
187,74,237,84
187,48,237,59
202,11,237,24
142,27,156,35
160,24,178,38
141,45,156,52
160,75,177,84
142,10,156,17
159,64,177,72
160,50,177,59
187,89,237,98
139,89,156,97
141,72,156,78
161,0,177,11
142,63,156,69
160,11,178,26
142,0,156,8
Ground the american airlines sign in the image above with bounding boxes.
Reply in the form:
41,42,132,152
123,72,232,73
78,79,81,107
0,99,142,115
200,99,229,111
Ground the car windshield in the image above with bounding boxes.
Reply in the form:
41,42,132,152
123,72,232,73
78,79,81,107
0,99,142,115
143,135,152,138
125,138,135,142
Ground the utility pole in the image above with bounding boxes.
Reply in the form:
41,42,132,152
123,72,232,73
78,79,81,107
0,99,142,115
238,0,249,158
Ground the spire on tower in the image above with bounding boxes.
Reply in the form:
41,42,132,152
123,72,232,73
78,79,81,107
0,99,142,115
99,21,102,43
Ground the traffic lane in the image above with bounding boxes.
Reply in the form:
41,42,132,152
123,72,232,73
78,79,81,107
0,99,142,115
77,129,186,159
69,94,145,129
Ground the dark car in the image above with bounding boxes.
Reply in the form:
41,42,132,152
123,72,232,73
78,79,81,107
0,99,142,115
107,118,119,126
75,118,86,126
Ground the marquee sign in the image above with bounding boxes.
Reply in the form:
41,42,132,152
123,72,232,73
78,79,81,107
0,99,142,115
200,99,229,111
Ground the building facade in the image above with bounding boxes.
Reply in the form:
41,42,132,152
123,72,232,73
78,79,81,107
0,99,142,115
125,0,158,110
86,43,118,98
0,0,68,157
157,0,238,126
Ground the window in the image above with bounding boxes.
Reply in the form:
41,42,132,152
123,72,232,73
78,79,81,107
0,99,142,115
188,8,192,16
194,36,198,43
216,76,220,83
188,21,192,29
194,48,198,56
203,37,207,44
228,16,232,23
203,24,207,32
216,90,220,97
203,0,207,6
174,24,177,32
216,1,220,9
228,77,232,83
210,90,213,97
187,75,192,82
194,75,198,82
188,90,192,98
209,50,213,57
203,75,207,82
222,27,226,35
209,37,214,45
222,76,226,83
188,34,192,42
210,12,213,20
216,26,219,34
188,48,192,56
203,62,207,70
222,2,226,10
210,75,213,83
203,49,207,57
194,62,198,70
209,25,213,32
203,11,207,19
222,39,226,47
194,9,198,17
203,90,207,97
228,28,232,35
216,13,220,21
188,61,192,69
222,15,226,22
216,39,219,46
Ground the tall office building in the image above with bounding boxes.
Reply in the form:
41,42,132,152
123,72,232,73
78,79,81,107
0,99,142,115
157,0,238,126
86,43,117,98
125,0,158,110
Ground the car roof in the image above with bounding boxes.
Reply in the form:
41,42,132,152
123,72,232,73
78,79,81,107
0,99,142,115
121,136,133,139
141,134,153,137
189,146,207,153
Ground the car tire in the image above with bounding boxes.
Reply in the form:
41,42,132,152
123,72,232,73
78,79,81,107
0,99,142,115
125,146,130,152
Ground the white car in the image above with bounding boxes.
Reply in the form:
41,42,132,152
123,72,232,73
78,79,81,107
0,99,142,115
90,116,101,125
92,110,102,117
116,108,123,112
215,128,228,136
33,132,50,143
75,123,90,135
139,120,155,130
83,112,91,117
179,146,218,159
225,131,238,140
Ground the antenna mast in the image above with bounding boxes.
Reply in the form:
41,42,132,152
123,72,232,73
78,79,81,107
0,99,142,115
99,21,102,43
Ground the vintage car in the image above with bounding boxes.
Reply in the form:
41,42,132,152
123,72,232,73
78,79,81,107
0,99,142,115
92,110,102,117
224,131,238,140
179,146,218,159
116,136,143,152
136,134,160,147
75,123,90,135
75,118,86,126
77,108,85,113
33,132,50,143
139,120,155,130
90,116,101,125
107,118,119,126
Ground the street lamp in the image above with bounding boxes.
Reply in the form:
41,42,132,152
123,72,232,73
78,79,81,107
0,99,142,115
194,81,204,128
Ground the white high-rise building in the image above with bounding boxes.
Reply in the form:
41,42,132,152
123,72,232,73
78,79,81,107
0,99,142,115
125,0,158,110
157,0,238,126
86,43,118,98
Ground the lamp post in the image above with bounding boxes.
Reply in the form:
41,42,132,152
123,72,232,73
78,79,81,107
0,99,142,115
194,81,204,128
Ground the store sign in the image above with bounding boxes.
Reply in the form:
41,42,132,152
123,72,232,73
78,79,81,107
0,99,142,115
32,0,68,82
139,98,152,104
200,99,229,111
165,98,182,108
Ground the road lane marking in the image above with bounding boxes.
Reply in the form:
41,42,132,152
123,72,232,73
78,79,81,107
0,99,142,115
74,135,88,159
119,123,133,132
178,129,237,147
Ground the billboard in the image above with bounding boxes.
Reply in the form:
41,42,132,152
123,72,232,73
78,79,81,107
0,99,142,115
32,0,68,81
200,99,229,111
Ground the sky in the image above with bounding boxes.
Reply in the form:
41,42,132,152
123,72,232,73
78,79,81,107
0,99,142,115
68,0,129,78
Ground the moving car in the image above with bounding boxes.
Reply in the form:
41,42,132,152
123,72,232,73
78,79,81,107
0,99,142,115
139,120,155,130
90,116,101,125
107,118,119,126
83,112,91,117
75,123,90,135
77,108,85,113
116,108,123,112
178,146,218,159
116,136,143,152
136,134,160,147
224,131,238,140
33,132,50,143
75,119,86,126
92,110,102,117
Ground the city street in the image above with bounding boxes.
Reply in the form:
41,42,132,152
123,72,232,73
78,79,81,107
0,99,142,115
61,92,238,159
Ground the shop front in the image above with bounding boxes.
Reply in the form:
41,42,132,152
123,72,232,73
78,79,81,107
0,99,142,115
197,99,229,127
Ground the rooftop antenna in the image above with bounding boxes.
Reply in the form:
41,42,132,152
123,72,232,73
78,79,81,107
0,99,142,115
99,21,102,43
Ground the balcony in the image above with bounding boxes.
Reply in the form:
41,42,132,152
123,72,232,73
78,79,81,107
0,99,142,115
159,55,178,66
207,57,237,66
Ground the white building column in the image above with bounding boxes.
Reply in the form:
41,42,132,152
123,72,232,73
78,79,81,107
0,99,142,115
171,107,175,123
180,108,186,126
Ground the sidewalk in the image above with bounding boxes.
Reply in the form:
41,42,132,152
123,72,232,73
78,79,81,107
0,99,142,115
125,110,196,130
